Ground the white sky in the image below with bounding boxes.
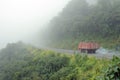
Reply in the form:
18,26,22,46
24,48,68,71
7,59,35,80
0,0,70,48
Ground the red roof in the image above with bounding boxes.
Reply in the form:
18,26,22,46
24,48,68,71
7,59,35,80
78,42,100,49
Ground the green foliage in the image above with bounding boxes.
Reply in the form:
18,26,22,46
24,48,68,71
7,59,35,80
97,56,120,80
0,42,120,80
44,0,120,49
0,42,34,80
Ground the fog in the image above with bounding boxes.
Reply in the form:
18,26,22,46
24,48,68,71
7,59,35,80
0,0,96,49
86,0,97,5
0,0,72,48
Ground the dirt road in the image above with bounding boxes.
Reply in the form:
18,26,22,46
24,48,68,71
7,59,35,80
42,47,120,59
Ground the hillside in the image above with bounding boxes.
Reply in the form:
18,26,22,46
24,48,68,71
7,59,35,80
45,0,120,49
0,42,120,80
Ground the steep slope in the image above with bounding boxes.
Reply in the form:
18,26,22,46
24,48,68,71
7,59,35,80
1,42,120,80
45,0,120,49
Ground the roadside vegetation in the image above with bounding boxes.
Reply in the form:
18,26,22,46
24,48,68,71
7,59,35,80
0,42,120,80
